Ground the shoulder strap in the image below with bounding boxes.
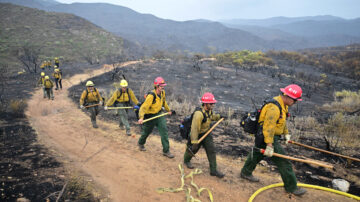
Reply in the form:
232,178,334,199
117,88,130,99
263,99,283,121
193,107,207,123
147,91,156,104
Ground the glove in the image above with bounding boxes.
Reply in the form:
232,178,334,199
285,134,291,145
191,144,200,152
104,106,108,110
263,146,274,157
99,101,103,106
80,105,85,109
134,105,140,110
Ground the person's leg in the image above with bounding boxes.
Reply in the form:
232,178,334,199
49,88,54,100
156,116,170,153
118,103,130,134
202,135,217,173
241,145,265,177
55,78,59,90
271,138,297,193
184,139,202,164
138,119,155,146
42,87,46,98
59,79,62,89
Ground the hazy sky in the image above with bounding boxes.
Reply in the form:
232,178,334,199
56,0,360,21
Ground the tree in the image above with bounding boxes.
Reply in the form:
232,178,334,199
16,42,41,73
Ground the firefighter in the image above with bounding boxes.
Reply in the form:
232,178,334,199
104,79,139,136
43,76,54,100
52,68,62,90
183,92,225,178
137,77,174,158
79,81,103,128
240,84,307,196
37,72,46,98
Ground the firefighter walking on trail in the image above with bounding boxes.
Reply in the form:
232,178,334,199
37,72,46,98
104,79,139,136
183,92,226,178
52,68,62,90
79,81,103,128
43,76,54,100
137,77,174,158
240,84,307,196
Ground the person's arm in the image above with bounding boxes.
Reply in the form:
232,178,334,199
262,104,280,145
96,89,103,102
79,90,86,106
190,111,203,144
106,90,119,107
211,112,221,121
129,89,139,105
162,91,170,112
138,94,154,120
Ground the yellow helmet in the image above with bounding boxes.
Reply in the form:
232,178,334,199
54,65,58,68
55,57,58,60
45,76,50,79
86,81,94,87
120,79,128,87
41,72,45,76
55,69,59,72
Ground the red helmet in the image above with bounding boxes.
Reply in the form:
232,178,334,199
280,84,302,101
201,92,217,103
154,77,167,86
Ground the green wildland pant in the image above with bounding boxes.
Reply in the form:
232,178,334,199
116,102,130,130
87,102,99,122
138,112,170,153
241,135,297,193
184,134,217,173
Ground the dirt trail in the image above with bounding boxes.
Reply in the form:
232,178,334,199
25,62,356,202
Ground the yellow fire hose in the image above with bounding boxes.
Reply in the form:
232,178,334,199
156,164,213,202
248,183,360,202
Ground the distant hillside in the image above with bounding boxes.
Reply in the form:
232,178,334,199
220,15,344,27
0,0,58,9
221,16,360,49
46,3,269,53
0,3,139,72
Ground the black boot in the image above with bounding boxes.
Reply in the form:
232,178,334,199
290,187,307,196
184,162,194,169
92,121,98,128
240,173,259,182
210,170,225,178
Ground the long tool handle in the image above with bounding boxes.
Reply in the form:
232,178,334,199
197,118,224,144
260,149,333,169
142,113,169,123
107,106,133,109
85,104,100,108
289,140,360,163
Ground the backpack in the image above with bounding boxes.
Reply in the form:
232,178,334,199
240,99,283,134
116,88,130,104
84,88,104,106
179,107,207,140
134,91,157,119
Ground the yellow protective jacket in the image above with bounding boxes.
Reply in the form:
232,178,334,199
79,88,103,106
190,107,221,144
53,72,62,79
37,76,45,85
44,79,53,89
259,95,289,144
138,89,170,119
106,88,139,106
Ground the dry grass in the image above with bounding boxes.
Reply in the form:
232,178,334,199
322,90,360,113
9,99,26,114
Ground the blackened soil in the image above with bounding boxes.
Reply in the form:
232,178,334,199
0,112,66,201
1,63,103,201
68,59,360,195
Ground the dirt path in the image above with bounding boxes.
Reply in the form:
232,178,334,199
25,62,356,202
